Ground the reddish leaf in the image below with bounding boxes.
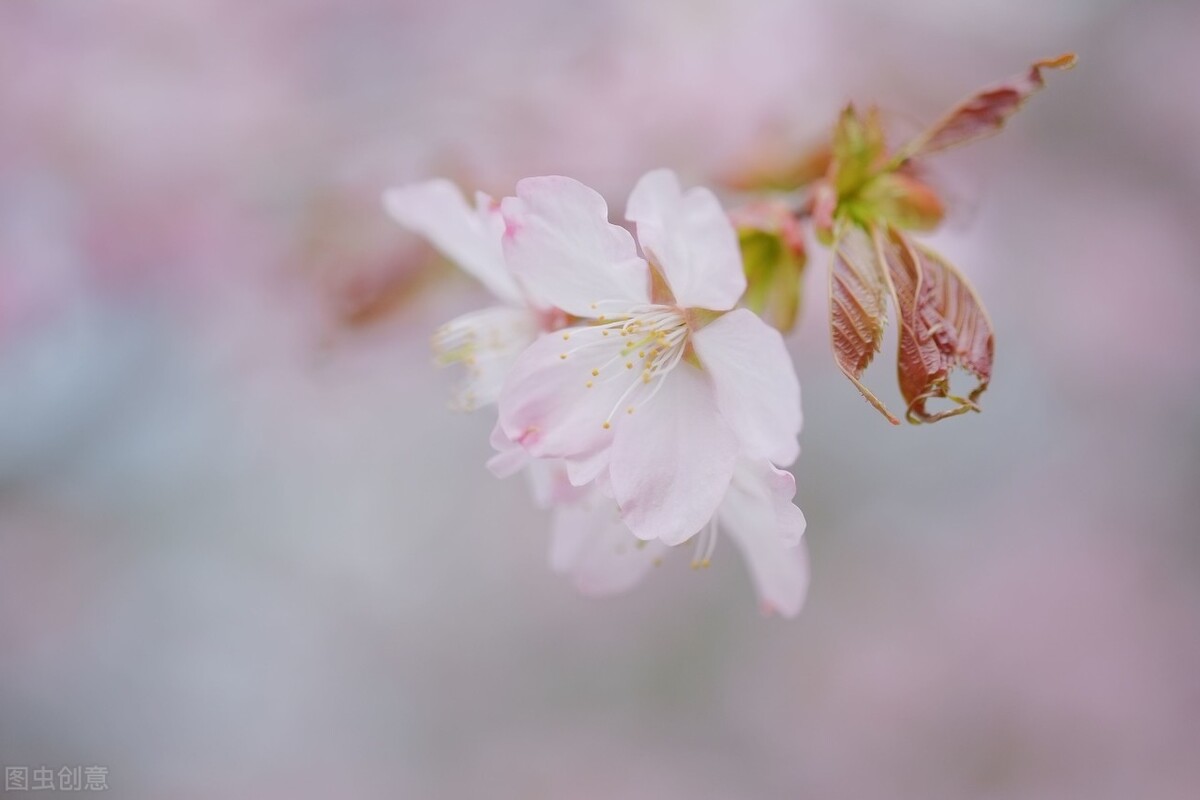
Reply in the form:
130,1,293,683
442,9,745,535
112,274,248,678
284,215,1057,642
874,226,994,423
907,53,1077,158
829,226,899,424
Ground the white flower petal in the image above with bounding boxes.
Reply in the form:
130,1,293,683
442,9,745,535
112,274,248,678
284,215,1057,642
501,176,650,317
610,362,738,545
432,305,539,410
719,459,809,617
692,308,802,466
626,168,746,311
383,179,520,304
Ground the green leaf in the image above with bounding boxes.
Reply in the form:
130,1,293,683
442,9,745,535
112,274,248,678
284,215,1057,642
830,105,888,197
734,202,808,333
847,172,944,232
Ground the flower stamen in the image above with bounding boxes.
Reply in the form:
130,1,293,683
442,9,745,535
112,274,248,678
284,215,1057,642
690,518,720,569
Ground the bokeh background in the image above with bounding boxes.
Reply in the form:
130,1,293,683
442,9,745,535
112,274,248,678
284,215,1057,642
3,0,1199,797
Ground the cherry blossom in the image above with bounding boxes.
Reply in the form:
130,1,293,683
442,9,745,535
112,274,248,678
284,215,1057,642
497,169,802,544
383,179,543,410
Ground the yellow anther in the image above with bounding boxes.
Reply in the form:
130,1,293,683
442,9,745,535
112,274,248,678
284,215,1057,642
602,330,609,336
562,332,570,340
559,353,567,360
638,351,645,358
591,368,599,377
625,362,633,369
585,381,593,388
626,406,635,415
598,315,606,322
602,421,611,430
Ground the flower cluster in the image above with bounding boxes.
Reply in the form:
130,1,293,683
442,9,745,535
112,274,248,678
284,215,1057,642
385,170,809,615
383,54,1074,617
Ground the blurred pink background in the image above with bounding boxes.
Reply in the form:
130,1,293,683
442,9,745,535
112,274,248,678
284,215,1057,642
2,1,1199,797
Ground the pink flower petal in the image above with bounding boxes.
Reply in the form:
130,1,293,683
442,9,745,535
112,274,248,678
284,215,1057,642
564,446,611,487
525,459,588,509
485,423,530,479
692,308,801,466
550,499,668,597
383,179,519,304
501,176,649,316
720,459,809,617
626,168,746,311
610,362,738,545
497,325,631,463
